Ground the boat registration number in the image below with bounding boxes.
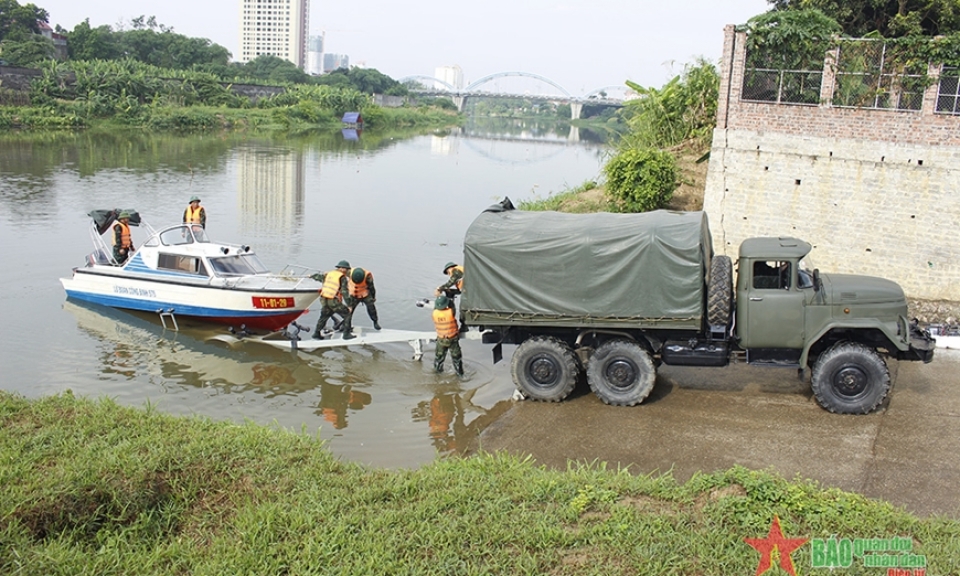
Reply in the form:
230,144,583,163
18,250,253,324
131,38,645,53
252,296,295,309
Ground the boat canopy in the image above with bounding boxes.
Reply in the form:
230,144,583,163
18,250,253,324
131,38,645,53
89,209,141,235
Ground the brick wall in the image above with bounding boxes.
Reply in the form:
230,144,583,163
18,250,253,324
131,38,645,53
704,25,960,301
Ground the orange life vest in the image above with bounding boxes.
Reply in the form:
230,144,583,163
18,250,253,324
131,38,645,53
449,265,464,291
321,270,345,300
348,269,372,298
433,308,459,338
184,205,203,224
114,221,132,248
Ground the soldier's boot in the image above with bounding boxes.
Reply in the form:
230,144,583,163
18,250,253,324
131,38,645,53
453,358,464,377
372,311,381,331
312,322,326,340
341,317,355,340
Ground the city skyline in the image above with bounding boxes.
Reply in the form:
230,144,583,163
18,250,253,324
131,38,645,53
33,0,769,93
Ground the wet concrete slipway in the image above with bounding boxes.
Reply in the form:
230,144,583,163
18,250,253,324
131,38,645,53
478,347,960,519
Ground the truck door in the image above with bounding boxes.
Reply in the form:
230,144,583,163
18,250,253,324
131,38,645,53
738,260,805,352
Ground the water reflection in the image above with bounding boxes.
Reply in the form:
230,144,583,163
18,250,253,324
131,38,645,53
1,124,605,468
237,145,305,239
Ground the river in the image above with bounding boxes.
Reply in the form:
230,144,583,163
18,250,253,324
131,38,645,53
0,120,609,468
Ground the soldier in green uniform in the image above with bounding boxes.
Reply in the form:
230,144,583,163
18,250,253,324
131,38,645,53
435,261,467,331
348,267,381,330
311,260,354,340
432,295,464,376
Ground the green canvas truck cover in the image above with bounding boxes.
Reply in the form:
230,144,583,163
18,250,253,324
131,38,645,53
462,207,712,329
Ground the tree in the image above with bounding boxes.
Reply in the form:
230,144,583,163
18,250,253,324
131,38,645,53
0,32,52,65
768,0,960,37
0,0,47,42
316,67,408,95
66,19,120,60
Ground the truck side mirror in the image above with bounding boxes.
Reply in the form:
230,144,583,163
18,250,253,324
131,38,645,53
813,269,821,292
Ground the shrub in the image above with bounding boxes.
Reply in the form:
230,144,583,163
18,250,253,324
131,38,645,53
603,147,678,213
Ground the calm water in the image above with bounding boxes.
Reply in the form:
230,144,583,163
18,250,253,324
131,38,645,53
0,121,608,468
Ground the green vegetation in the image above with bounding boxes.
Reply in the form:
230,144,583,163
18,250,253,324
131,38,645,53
604,148,679,212
518,180,613,213
2,391,958,575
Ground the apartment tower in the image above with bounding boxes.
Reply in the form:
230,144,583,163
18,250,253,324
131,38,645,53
239,0,309,69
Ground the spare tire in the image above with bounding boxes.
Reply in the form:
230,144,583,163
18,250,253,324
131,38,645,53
707,255,733,328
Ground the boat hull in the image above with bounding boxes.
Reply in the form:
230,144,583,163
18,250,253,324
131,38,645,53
61,269,319,331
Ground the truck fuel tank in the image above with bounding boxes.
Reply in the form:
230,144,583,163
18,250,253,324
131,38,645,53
661,339,730,367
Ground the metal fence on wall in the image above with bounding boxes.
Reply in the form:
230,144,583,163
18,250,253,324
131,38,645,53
936,67,960,115
741,68,823,105
833,40,926,111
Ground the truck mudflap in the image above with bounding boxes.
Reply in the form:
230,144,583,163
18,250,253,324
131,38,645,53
902,320,935,363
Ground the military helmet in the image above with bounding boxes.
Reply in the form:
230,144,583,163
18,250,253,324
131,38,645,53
443,261,458,273
336,260,351,269
189,195,200,203
351,268,366,283
435,295,450,309
118,210,131,219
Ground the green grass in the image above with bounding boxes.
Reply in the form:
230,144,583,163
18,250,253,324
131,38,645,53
518,180,615,213
2,391,958,575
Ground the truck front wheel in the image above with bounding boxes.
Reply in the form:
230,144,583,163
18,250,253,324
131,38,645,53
586,339,656,406
811,342,891,414
511,336,579,402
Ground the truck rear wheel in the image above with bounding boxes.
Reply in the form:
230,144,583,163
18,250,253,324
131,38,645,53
707,255,733,328
811,342,890,414
586,339,656,406
511,336,579,402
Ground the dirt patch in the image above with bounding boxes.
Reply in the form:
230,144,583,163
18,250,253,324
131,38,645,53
665,143,710,212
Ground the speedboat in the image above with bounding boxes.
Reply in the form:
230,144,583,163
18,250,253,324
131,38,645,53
60,210,322,331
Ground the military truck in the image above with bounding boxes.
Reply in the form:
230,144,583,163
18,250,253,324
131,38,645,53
461,200,935,414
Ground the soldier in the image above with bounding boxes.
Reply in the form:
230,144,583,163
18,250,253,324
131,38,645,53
112,211,134,265
183,195,206,229
348,267,381,330
434,261,467,331
312,260,354,340
432,295,464,376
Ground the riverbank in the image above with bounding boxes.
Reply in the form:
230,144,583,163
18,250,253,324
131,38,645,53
2,391,957,574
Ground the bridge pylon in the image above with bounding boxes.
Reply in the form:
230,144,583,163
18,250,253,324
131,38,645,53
570,102,583,120
452,95,466,112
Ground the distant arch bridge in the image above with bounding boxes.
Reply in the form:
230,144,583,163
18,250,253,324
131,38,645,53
400,71,630,119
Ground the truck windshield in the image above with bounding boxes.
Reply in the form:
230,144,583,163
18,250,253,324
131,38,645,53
798,256,816,289
208,254,269,276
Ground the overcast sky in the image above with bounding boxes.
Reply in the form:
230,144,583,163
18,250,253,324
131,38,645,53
36,0,770,95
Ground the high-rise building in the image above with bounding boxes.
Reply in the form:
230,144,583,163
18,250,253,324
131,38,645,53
434,65,464,91
239,0,309,69
323,53,349,73
306,34,323,75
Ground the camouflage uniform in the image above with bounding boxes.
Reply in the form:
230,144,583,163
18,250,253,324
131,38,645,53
112,220,133,264
434,336,464,376
312,270,353,339
436,265,466,329
432,296,464,376
347,269,380,330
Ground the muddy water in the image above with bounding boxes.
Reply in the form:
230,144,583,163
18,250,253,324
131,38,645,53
0,123,608,468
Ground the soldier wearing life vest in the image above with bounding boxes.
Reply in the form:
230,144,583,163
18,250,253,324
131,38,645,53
348,267,380,330
183,196,206,229
435,261,467,332
432,295,464,376
112,211,134,265
311,260,354,340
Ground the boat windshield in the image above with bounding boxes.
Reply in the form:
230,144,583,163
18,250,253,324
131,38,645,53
208,254,270,276
157,225,210,246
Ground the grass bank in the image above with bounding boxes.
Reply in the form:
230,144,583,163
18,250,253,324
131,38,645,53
2,391,957,575
518,143,710,214
0,103,461,132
